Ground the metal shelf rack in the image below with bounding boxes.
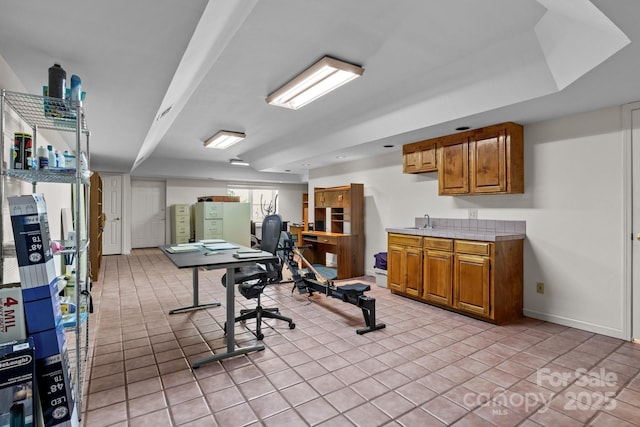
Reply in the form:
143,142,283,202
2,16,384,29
0,89,92,419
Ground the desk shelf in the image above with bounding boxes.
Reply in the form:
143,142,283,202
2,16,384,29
304,183,364,279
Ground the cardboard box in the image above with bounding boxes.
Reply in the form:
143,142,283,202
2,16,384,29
34,349,77,427
8,194,57,293
0,338,35,427
0,283,27,342
197,195,240,202
22,281,63,336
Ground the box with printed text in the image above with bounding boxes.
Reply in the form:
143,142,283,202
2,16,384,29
8,194,57,291
0,337,35,427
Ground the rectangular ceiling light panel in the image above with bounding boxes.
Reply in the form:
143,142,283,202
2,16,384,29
204,130,246,149
266,56,364,110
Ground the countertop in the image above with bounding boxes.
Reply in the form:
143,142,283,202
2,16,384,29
385,226,525,242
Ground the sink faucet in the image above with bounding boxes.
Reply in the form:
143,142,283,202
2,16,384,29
423,213,431,229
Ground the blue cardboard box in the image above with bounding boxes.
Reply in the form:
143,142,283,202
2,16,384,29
0,338,35,427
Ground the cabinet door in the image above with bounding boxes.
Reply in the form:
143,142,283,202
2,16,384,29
423,249,453,305
403,141,437,173
403,146,422,173
387,244,404,292
439,138,469,195
454,254,490,317
404,246,423,297
470,128,506,193
315,191,326,208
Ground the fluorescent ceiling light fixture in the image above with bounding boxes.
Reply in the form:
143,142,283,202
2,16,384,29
204,130,246,149
266,56,364,110
229,158,250,166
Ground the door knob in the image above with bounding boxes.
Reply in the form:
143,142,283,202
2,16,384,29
114,217,120,221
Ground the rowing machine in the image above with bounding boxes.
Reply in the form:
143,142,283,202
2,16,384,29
278,233,385,335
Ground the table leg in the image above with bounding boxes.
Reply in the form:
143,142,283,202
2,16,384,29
192,266,264,368
169,267,222,314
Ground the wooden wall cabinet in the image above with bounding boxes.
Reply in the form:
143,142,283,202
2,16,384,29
89,172,103,281
302,184,364,279
402,140,438,173
388,233,523,324
439,122,523,195
403,122,524,195
388,234,423,297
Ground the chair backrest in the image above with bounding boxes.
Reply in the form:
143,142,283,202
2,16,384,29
260,215,282,255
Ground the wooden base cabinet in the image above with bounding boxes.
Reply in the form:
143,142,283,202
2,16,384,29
389,233,523,324
388,234,423,297
423,250,454,306
454,253,491,317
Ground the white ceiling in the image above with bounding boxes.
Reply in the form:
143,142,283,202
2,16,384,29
0,0,637,184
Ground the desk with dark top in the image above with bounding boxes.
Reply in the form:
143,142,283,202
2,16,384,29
159,245,276,368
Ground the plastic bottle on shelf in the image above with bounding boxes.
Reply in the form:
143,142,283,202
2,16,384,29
47,145,55,168
80,151,87,169
37,146,49,170
70,74,82,107
63,150,76,169
48,63,66,99
10,144,17,169
24,134,33,170
55,150,64,168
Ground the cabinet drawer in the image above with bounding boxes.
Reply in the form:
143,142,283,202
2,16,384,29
175,236,190,244
174,225,190,236
174,216,190,226
199,202,222,219
424,237,453,251
317,234,337,245
204,219,223,234
172,204,190,216
388,233,422,247
455,240,490,256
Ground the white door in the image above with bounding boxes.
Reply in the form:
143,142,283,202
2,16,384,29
629,102,640,341
131,180,166,248
102,175,123,255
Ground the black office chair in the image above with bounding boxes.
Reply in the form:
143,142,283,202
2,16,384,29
222,214,295,340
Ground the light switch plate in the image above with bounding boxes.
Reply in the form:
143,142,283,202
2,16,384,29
468,208,478,219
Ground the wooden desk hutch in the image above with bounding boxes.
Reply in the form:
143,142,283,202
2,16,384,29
301,183,364,279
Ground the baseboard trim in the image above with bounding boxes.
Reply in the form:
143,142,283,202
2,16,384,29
523,309,626,340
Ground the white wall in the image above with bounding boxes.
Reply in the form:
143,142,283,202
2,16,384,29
310,106,627,339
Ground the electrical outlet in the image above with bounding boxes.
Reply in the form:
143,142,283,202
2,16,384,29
536,282,545,294
468,208,478,219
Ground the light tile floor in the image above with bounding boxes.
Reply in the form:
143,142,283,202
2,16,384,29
80,249,640,426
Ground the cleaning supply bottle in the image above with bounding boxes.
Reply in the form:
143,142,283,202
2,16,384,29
63,150,76,169
37,146,49,170
47,145,55,167
48,63,66,99
55,150,64,168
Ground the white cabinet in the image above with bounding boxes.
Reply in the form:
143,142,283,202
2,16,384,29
194,202,250,246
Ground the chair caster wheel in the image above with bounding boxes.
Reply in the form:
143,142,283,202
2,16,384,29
289,323,296,330
256,333,264,340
